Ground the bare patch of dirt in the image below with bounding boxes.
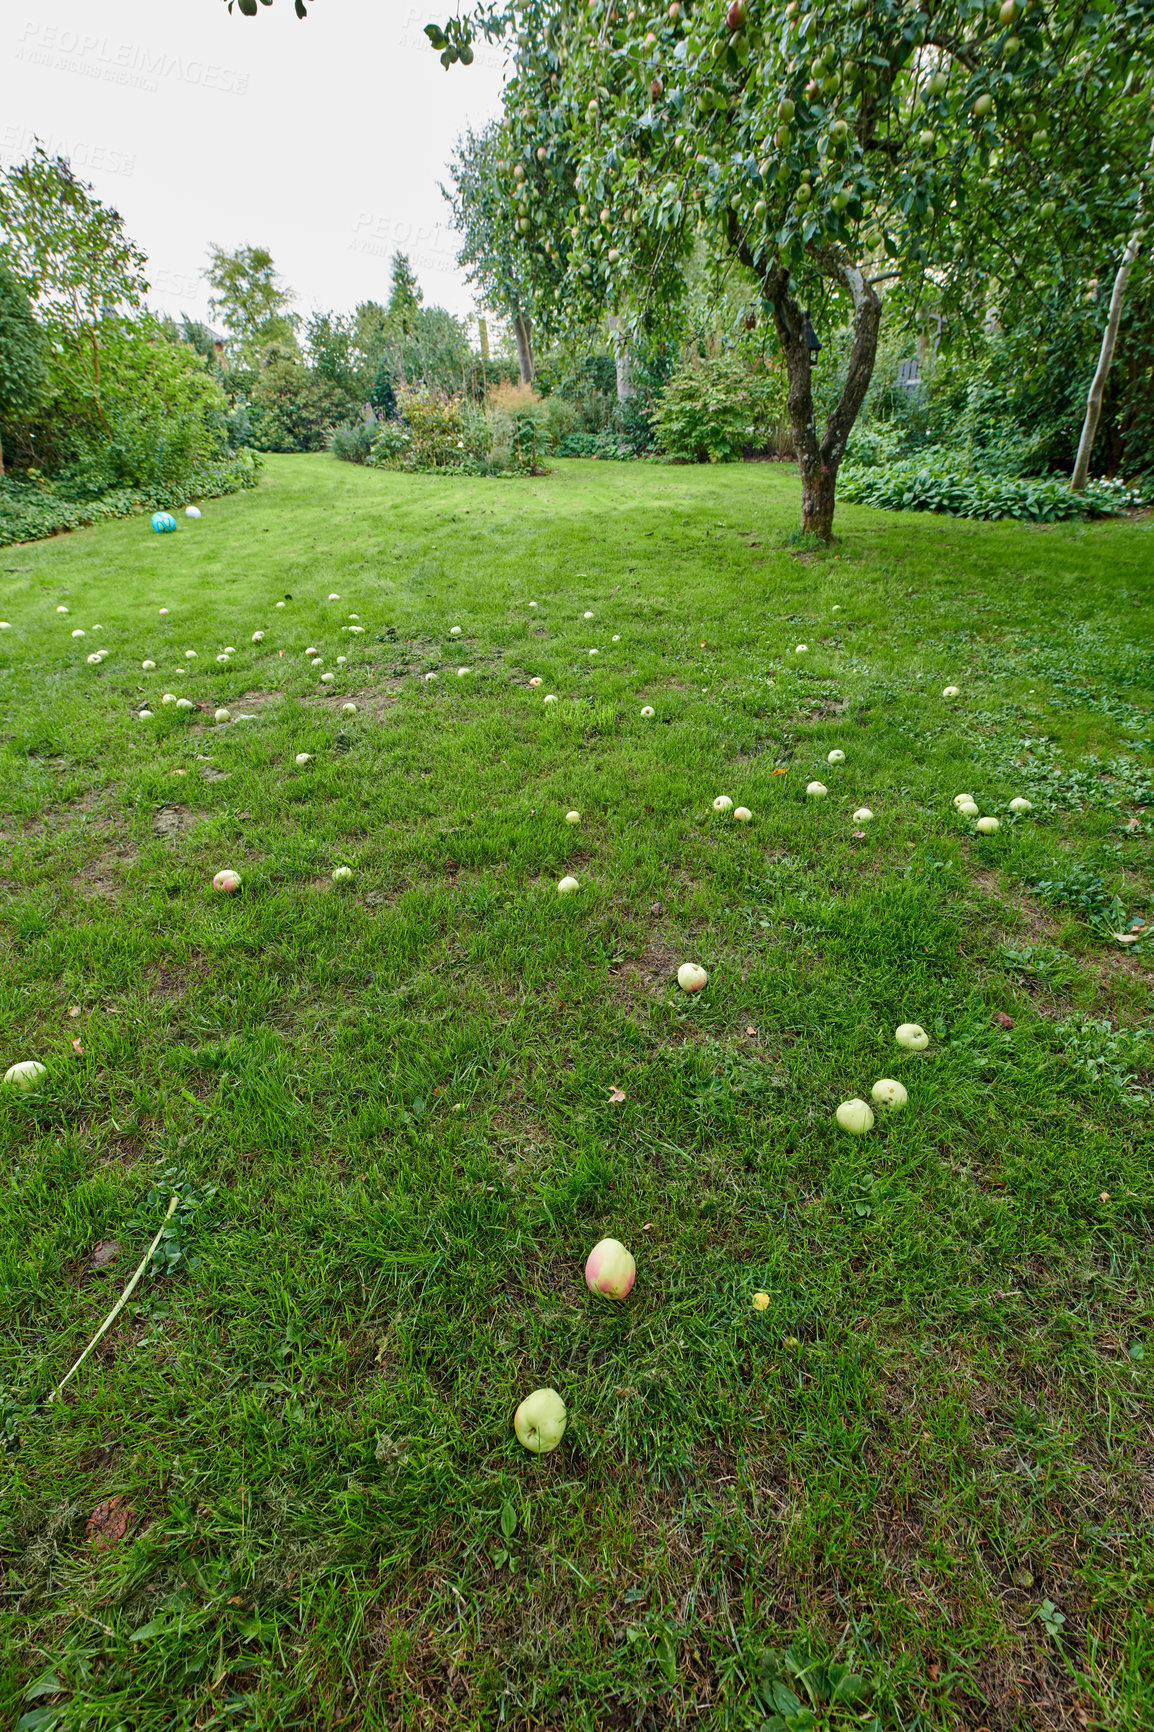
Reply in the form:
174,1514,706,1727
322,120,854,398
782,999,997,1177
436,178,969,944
152,805,192,841
611,933,685,1004
235,689,282,709
88,1239,121,1269
80,844,138,899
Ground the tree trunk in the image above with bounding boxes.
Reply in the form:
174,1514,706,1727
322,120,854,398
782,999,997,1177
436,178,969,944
608,315,634,401
750,243,881,540
1071,137,1151,492
512,310,535,385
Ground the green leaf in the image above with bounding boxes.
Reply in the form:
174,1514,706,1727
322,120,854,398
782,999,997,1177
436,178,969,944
499,1498,517,1540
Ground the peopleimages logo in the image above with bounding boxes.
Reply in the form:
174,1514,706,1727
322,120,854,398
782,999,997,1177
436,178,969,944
15,22,250,97
349,214,459,275
0,124,136,178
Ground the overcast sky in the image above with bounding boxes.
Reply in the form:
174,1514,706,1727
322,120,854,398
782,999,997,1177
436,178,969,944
1,0,508,332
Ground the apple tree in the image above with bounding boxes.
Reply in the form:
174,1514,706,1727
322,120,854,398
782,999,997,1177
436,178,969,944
428,0,1153,536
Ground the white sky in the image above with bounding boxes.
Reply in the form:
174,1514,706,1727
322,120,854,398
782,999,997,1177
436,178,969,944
1,0,508,332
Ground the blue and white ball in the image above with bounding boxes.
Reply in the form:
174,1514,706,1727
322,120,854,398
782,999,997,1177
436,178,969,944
151,512,177,534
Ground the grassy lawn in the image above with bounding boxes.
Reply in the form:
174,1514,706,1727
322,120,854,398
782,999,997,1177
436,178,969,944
1,453,1152,1731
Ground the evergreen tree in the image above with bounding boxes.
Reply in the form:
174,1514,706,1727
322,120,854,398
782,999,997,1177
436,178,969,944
0,262,47,474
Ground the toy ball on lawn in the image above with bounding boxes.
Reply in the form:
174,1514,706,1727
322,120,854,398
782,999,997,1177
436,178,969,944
185,505,202,519
151,512,177,534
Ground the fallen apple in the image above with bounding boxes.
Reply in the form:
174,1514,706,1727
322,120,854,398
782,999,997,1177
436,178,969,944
336,655,347,665
341,702,357,715
952,793,974,809
71,629,86,639
348,613,359,621
1008,797,1033,813
213,869,242,894
159,607,169,616
276,601,286,609
565,810,581,824
871,1077,908,1109
529,601,538,609
975,816,1000,834
942,685,960,699
332,865,354,882
588,648,599,658
806,781,828,797
544,694,558,704
86,652,101,665
513,1387,567,1453
216,653,231,665
176,697,196,710
161,693,176,705
895,1023,928,1050
832,604,841,613
836,1098,874,1135
185,650,197,660
252,631,264,642
295,752,313,766
214,708,231,724
138,710,154,720
141,659,156,671
305,647,318,658
584,1237,636,1298
450,626,462,636
56,606,69,615
853,807,874,822
958,799,979,817
0,622,9,631
3,1060,47,1090
795,643,809,654
457,667,471,676
584,610,594,619
328,592,340,601
557,875,580,895
424,672,437,684
223,647,236,655
321,672,335,684
827,749,845,764
640,705,655,717
713,795,734,812
677,962,708,993
734,807,752,822
529,677,543,688
751,1291,770,1311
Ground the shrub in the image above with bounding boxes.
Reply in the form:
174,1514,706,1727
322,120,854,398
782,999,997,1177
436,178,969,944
651,354,786,463
0,450,261,546
246,346,357,453
330,420,378,464
839,457,1147,522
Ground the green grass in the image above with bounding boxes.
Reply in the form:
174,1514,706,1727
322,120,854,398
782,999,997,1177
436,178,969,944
1,455,1152,1731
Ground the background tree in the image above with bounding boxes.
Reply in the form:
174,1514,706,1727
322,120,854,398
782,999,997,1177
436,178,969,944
0,146,148,427
204,243,300,365
0,264,47,475
445,123,546,382
437,0,1153,537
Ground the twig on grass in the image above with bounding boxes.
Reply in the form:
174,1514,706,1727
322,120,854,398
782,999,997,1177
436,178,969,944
47,1194,179,1405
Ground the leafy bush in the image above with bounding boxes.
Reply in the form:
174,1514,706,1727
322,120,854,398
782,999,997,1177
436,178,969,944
246,346,358,453
329,420,379,465
651,354,786,463
0,451,261,546
839,457,1146,522
364,385,551,477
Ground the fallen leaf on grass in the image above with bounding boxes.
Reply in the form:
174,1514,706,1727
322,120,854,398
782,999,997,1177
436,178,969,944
992,1011,1014,1029
607,1087,626,1103
745,1026,757,1036
86,1496,133,1550
72,1038,83,1054
772,767,788,775
90,1239,121,1268
68,1006,81,1018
